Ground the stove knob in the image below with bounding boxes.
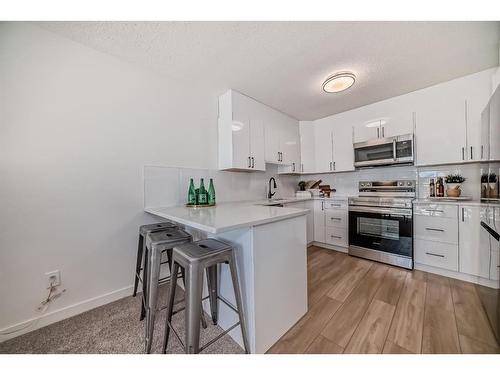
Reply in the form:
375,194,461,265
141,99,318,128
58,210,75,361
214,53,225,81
398,181,404,186
407,181,413,186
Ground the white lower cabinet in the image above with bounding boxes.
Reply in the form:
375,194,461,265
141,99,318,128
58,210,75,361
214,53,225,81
325,226,348,248
283,200,314,244
313,200,325,243
415,203,500,286
414,239,459,271
313,199,348,248
459,206,491,279
491,249,500,281
414,203,458,272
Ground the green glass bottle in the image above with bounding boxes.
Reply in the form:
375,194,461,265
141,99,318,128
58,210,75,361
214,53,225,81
187,178,196,205
208,178,216,205
198,178,208,205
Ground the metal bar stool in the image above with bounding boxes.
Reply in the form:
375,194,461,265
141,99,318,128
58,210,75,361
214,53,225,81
144,227,196,353
162,239,250,354
135,222,177,321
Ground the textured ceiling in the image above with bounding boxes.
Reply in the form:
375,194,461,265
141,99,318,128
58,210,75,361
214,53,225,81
36,21,500,120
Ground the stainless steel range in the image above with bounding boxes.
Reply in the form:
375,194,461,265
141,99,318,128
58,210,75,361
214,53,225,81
348,180,415,269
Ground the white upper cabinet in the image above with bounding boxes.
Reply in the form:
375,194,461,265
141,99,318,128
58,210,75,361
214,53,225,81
299,121,315,173
464,69,494,161
414,69,495,166
330,114,355,172
314,119,334,173
264,108,301,170
218,90,266,171
352,97,414,143
414,79,468,166
279,118,301,173
250,118,266,170
264,109,282,164
313,115,354,173
488,83,500,161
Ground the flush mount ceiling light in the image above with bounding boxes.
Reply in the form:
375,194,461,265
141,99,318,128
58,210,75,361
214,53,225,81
322,72,356,93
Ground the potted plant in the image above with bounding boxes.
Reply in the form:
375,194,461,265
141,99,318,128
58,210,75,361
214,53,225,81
444,174,466,197
489,173,498,199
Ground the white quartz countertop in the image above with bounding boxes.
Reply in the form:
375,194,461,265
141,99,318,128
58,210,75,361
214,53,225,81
145,201,309,234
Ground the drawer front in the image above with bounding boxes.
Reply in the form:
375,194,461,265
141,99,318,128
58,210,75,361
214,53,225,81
325,226,348,247
323,200,347,210
414,215,458,244
414,204,458,219
325,209,347,228
490,249,500,281
414,239,458,271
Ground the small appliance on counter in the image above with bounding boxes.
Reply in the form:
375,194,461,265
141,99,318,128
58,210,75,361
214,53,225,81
348,180,415,269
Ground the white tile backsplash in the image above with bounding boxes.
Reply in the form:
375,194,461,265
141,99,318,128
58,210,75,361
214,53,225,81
146,162,495,207
144,164,299,208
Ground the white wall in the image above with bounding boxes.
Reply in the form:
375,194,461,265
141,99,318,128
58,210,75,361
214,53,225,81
0,22,225,338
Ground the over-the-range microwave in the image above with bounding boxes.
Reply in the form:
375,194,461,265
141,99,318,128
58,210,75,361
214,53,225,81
353,134,414,168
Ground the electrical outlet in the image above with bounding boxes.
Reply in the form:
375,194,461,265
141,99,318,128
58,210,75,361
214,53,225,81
45,270,61,288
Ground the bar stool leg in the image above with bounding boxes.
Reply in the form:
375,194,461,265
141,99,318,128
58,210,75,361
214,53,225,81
184,264,204,354
140,246,148,321
166,249,208,329
206,265,218,325
162,262,179,354
145,247,161,354
228,255,250,354
133,235,144,297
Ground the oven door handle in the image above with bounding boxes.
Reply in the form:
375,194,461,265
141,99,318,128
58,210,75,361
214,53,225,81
348,205,412,217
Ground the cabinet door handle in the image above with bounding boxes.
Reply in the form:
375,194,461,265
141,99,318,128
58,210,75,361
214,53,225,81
248,156,251,168
423,209,444,213
377,127,380,138
462,207,465,222
381,126,385,138
426,252,445,258
330,235,342,239
292,162,295,172
329,162,333,171
333,161,336,171
470,146,473,160
425,227,444,232
481,145,484,159
330,217,342,220
251,157,255,168
462,147,465,161
321,201,324,211
280,152,283,162
301,163,304,172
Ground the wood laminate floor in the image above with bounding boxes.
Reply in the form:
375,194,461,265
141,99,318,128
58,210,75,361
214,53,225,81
268,246,500,354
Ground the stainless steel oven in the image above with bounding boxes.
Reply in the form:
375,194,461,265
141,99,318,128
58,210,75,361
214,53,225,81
353,134,413,168
348,180,415,269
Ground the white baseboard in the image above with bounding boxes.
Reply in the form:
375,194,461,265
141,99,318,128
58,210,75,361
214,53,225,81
311,242,348,253
414,263,499,289
0,285,134,343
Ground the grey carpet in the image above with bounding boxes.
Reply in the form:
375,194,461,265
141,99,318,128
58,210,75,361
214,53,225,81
0,285,244,354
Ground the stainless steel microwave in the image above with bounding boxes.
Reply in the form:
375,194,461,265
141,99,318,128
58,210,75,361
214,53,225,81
353,134,414,168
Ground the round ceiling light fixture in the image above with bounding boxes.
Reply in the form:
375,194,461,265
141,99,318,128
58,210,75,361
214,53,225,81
322,72,356,93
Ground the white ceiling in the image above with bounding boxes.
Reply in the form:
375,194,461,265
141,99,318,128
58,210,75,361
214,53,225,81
36,21,500,120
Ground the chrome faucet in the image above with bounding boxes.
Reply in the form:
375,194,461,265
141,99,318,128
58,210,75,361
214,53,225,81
268,177,277,199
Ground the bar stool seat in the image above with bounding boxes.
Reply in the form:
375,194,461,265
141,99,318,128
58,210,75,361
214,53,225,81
134,222,177,300
162,239,250,354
